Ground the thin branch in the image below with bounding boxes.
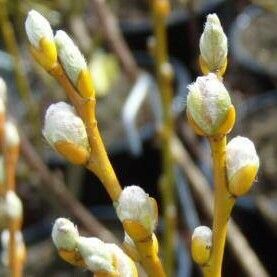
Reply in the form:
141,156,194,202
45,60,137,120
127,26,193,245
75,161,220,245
172,136,269,277
89,0,140,81
150,1,175,275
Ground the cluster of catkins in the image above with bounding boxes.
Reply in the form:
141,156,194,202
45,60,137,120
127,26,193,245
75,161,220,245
24,8,261,277
25,10,161,276
186,14,259,267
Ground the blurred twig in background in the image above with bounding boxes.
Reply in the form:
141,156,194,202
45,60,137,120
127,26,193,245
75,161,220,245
150,0,176,275
0,0,40,140
90,0,140,81
0,79,26,277
20,132,119,244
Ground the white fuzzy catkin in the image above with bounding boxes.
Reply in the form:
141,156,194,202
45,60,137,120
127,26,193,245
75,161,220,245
191,225,212,264
77,237,114,273
116,185,157,233
52,218,79,251
187,73,231,135
43,102,89,150
226,136,259,180
5,121,20,147
200,13,228,70
5,190,23,219
0,77,7,104
107,243,136,277
192,226,212,246
55,30,87,85
25,10,54,48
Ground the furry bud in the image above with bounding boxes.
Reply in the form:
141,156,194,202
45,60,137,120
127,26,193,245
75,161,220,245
226,136,259,196
77,236,138,276
191,226,212,265
54,30,86,85
25,10,57,70
25,10,54,48
77,237,114,273
200,14,228,75
43,102,90,164
55,31,94,98
187,73,234,136
115,185,158,236
52,218,79,251
106,243,138,276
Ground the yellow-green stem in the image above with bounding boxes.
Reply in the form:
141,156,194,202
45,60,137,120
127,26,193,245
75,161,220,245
50,63,122,201
50,62,164,276
151,1,175,275
86,124,122,202
139,251,166,277
85,113,165,277
204,136,235,277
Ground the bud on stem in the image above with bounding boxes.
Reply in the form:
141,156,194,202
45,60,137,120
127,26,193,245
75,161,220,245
226,136,259,196
191,226,212,265
43,102,90,165
115,185,158,240
52,218,138,276
52,218,79,252
25,10,57,70
187,73,235,136
200,14,228,75
55,30,94,98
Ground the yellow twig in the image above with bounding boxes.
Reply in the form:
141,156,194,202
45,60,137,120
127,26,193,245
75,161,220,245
86,125,122,201
196,15,235,274
204,136,235,277
26,8,164,273
49,63,121,201
136,239,165,277
48,61,164,276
